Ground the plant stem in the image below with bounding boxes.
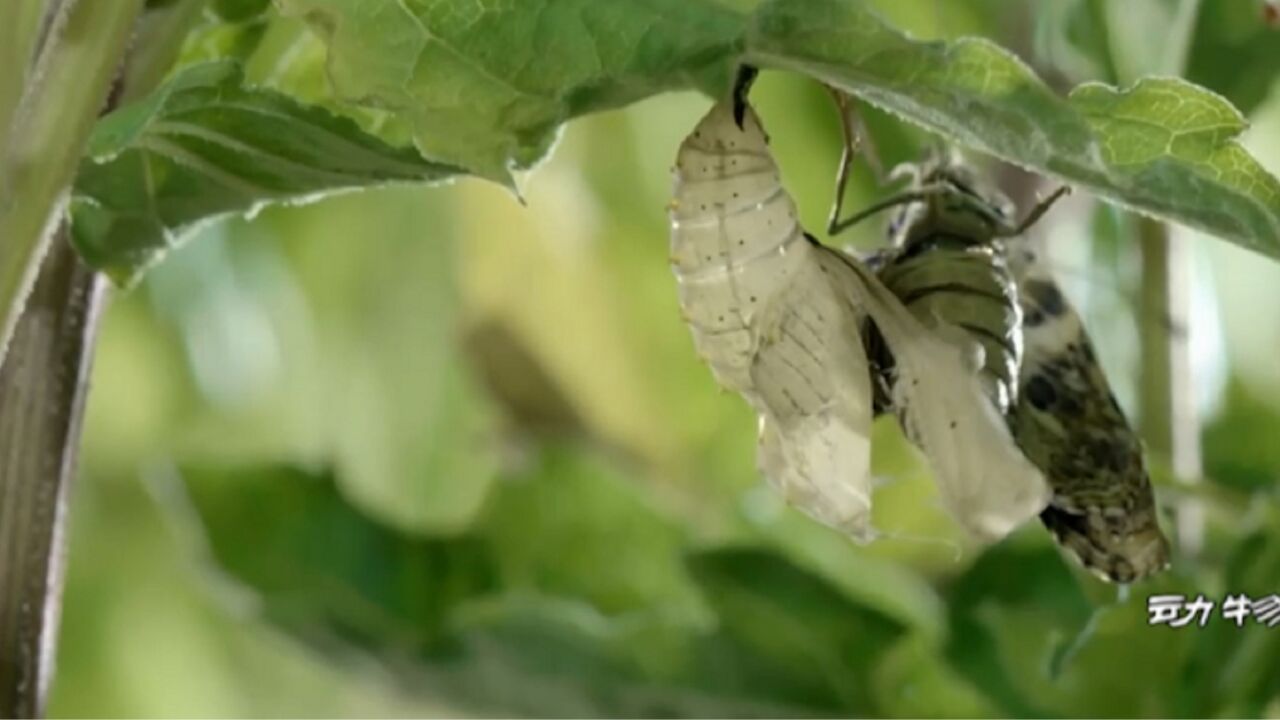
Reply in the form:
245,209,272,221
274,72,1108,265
1137,217,1203,554
0,0,143,367
0,3,207,713
0,225,104,718
1130,0,1204,557
0,0,47,154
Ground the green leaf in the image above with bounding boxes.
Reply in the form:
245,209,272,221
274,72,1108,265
1203,379,1280,492
871,635,1000,719
1048,593,1196,718
686,547,905,714
175,456,890,716
181,463,499,647
1178,509,1280,717
1187,0,1280,117
276,0,746,182
477,446,706,619
70,61,457,285
212,0,272,22
173,452,979,716
941,536,1095,717
745,0,1280,258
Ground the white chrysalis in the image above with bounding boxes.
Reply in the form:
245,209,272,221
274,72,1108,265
670,97,1049,542
670,99,875,540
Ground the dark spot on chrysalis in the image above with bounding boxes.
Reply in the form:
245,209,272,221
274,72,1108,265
949,420,957,429
1026,375,1056,409
1023,279,1065,316
1023,310,1045,327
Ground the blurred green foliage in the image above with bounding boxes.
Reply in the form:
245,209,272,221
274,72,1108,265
48,0,1280,717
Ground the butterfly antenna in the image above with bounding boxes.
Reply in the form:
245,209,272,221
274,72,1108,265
1000,184,1071,237
824,88,888,236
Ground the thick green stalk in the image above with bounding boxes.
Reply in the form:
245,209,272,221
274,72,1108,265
0,0,144,366
0,0,47,153
0,3,203,715
0,226,103,718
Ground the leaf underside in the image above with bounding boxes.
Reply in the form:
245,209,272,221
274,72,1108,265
71,61,457,286
72,0,1280,281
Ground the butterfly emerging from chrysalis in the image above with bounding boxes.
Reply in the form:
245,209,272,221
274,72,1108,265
669,69,1049,545
822,84,1170,583
668,66,1170,583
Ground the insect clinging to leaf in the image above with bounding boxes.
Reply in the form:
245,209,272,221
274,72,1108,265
668,69,1049,546
822,85,1170,583
668,65,1169,583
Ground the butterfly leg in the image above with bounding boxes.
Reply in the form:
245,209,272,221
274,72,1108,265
825,88,885,236
1002,184,1071,237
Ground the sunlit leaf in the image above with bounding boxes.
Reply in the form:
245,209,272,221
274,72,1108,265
277,0,746,182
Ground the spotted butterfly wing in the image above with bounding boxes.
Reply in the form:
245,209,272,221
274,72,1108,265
1009,245,1170,582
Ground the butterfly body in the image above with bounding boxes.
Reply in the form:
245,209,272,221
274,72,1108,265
862,151,1170,582
871,156,1024,415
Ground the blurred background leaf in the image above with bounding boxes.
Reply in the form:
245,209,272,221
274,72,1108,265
47,0,1280,717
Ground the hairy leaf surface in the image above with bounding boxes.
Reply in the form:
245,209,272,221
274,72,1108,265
71,61,457,285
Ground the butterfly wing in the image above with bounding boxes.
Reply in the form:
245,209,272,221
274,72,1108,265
1009,246,1170,582
819,249,1050,541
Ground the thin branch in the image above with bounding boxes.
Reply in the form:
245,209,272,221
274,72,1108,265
0,3,204,713
1137,218,1203,555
